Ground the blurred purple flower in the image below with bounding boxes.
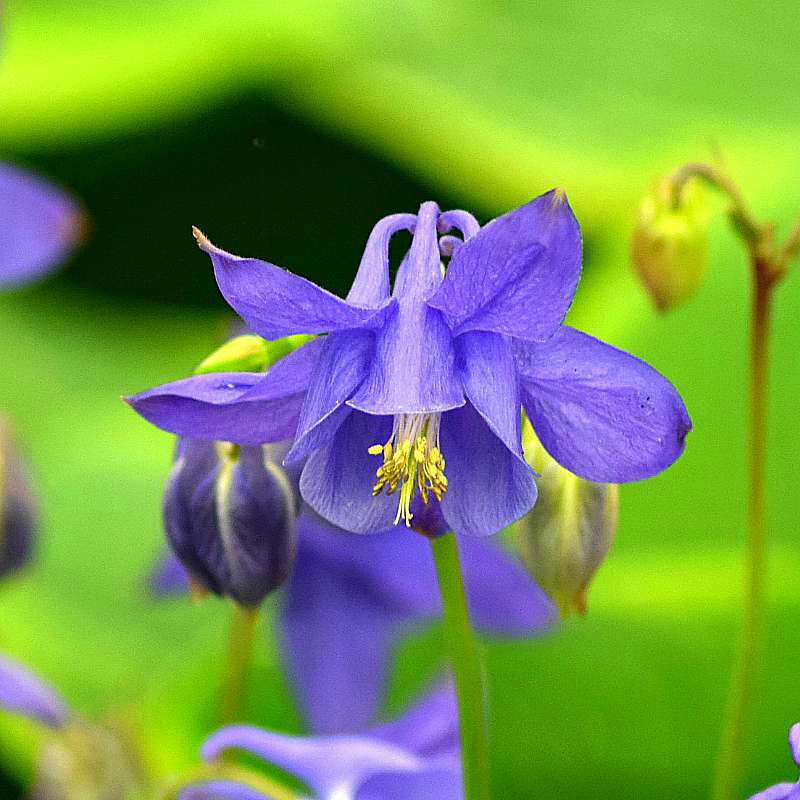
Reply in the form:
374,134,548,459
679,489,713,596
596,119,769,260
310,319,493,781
0,162,82,287
127,192,690,537
0,419,37,580
178,683,461,800
153,509,554,733
163,439,299,606
749,724,800,800
0,654,69,729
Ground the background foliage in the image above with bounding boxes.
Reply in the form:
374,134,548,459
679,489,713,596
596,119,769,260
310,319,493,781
0,2,798,797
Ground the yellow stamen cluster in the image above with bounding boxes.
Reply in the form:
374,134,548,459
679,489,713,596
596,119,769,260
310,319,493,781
368,414,447,527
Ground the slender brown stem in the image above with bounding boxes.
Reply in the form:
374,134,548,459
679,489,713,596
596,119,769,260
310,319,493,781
219,604,260,725
710,263,774,800
775,214,800,274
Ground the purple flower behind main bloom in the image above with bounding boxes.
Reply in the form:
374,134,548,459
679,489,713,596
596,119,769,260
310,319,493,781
128,191,691,537
153,504,554,733
749,724,800,800
0,162,81,288
179,683,462,800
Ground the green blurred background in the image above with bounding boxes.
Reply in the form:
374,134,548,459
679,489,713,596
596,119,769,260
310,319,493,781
0,1,799,797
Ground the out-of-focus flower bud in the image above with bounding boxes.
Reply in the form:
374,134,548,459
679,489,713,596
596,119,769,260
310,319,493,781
164,439,299,607
518,421,619,618
631,177,709,312
33,720,145,800
0,419,37,580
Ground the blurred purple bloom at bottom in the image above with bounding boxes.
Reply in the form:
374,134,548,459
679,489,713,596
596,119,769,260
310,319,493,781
749,724,800,800
179,684,461,800
153,512,554,733
0,655,69,728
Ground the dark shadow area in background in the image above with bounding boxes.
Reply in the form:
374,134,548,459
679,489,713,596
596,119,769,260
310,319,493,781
15,90,470,307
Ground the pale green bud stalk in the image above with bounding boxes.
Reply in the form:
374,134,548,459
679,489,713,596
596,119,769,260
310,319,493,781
518,419,619,618
631,177,709,312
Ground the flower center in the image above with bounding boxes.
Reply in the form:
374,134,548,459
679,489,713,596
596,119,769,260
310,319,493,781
368,413,448,527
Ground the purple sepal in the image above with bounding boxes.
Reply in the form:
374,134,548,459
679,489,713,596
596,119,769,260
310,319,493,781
0,655,69,728
515,326,692,483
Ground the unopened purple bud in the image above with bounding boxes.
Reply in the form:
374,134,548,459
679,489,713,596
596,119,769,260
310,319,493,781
164,439,299,607
0,420,37,580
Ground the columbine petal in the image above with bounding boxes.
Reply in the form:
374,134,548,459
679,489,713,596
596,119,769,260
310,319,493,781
200,726,420,798
371,683,458,758
195,228,388,338
0,162,82,287
348,304,465,415
429,189,581,342
791,724,800,767
456,330,521,456
356,767,462,800
0,655,69,728
300,411,396,534
149,550,189,595
459,536,556,633
439,403,537,537
347,213,416,307
287,330,372,464
515,326,692,482
749,785,798,800
178,781,267,800
281,535,403,734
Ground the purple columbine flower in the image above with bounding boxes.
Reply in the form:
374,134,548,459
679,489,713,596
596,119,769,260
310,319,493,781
0,162,82,287
164,439,299,606
178,683,461,800
0,419,37,580
749,724,800,800
0,654,70,729
128,192,691,537
153,509,554,734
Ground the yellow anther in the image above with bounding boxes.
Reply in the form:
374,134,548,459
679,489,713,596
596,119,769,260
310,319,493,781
368,413,447,527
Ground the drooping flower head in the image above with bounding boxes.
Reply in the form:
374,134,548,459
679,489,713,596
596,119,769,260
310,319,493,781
128,192,691,537
749,723,800,800
0,162,82,288
153,509,554,733
177,683,462,800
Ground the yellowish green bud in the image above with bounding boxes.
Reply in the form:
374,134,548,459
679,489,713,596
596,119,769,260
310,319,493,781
518,421,619,618
194,333,314,375
194,335,269,375
631,177,709,312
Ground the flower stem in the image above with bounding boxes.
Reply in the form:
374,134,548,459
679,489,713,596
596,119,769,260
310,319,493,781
711,263,774,800
157,762,299,800
219,604,260,725
430,532,492,800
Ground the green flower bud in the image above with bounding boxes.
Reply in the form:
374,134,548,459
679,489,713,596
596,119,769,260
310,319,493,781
194,335,269,375
194,333,314,375
631,178,709,312
518,421,619,618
